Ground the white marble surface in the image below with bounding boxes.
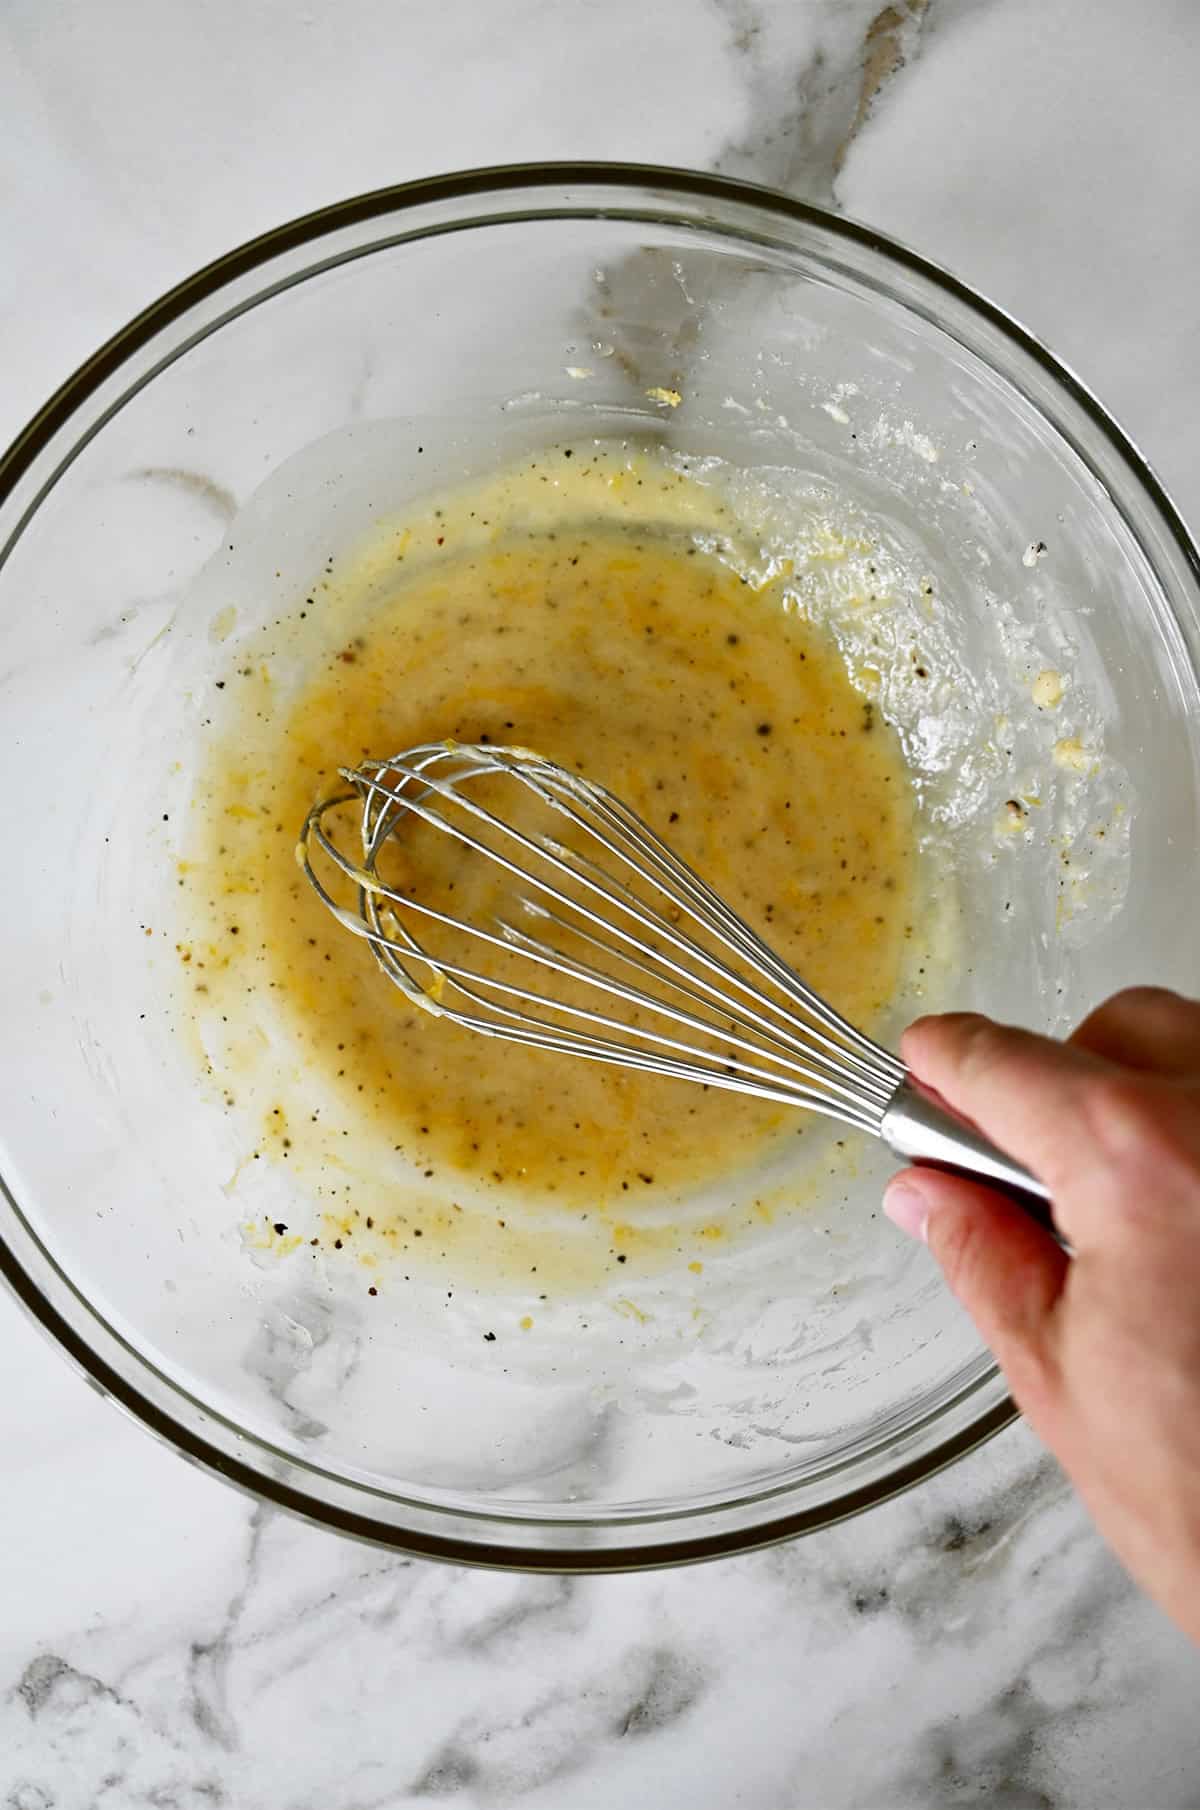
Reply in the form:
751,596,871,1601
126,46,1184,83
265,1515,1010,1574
4,1,1200,1804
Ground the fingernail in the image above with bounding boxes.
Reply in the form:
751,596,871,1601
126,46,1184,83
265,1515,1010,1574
884,1180,931,1242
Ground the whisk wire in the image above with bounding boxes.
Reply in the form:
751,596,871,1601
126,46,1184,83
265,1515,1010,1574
349,750,903,1101
315,817,888,1120
556,777,905,1089
298,742,905,1131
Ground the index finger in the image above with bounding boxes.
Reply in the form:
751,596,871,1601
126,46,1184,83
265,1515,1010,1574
900,1012,1111,1206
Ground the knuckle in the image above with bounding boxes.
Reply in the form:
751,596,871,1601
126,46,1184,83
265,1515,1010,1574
1084,1071,1160,1158
926,1199,985,1292
1107,984,1184,1020
1081,1073,1200,1222
1114,984,1180,1013
926,1202,1056,1385
956,1018,1012,1085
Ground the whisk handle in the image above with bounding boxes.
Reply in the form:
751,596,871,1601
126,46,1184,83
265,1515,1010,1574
881,1078,1066,1248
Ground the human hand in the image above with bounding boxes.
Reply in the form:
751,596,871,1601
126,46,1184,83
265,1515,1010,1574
884,987,1200,1642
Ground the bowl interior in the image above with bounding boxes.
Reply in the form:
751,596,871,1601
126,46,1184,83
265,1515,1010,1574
2,171,1198,1564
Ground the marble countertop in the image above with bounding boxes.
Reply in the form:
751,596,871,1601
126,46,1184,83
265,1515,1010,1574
4,1,1200,1804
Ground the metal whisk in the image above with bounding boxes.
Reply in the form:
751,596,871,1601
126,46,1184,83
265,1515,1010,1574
298,741,1057,1237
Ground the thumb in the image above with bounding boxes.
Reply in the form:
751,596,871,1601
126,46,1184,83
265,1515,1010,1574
884,1167,1068,1398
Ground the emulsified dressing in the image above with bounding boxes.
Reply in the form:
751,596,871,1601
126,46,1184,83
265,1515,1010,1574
178,446,929,1293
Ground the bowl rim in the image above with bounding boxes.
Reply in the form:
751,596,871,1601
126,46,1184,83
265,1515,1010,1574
3,159,1196,1570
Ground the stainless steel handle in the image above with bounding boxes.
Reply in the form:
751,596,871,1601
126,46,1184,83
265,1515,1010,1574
881,1077,1065,1248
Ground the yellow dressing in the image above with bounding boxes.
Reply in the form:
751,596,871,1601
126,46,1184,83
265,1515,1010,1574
180,448,922,1294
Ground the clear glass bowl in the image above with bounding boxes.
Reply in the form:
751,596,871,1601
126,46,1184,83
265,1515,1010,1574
2,166,1198,1568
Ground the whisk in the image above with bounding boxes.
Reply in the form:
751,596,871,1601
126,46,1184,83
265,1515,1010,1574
298,741,1058,1239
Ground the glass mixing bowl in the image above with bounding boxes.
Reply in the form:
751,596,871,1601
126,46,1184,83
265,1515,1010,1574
2,166,1198,1569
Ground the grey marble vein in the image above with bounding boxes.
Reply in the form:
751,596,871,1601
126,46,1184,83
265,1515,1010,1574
575,0,932,401
710,0,931,204
127,468,239,525
187,1505,269,1754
